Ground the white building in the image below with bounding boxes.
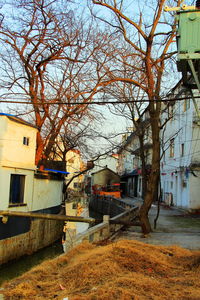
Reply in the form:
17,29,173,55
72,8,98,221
161,85,200,210
0,113,64,264
117,111,152,198
66,149,85,191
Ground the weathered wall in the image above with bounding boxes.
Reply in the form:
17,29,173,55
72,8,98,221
189,170,200,210
64,207,139,253
89,196,126,218
32,178,63,211
92,169,120,186
0,217,63,265
0,115,64,265
65,150,85,190
0,167,35,211
0,166,63,212
0,116,37,169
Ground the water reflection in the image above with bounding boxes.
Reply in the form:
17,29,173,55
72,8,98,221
0,241,63,286
0,204,103,286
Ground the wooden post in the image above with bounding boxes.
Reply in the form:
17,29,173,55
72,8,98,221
0,210,95,224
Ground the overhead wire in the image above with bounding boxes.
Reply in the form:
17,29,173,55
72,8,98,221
0,94,200,105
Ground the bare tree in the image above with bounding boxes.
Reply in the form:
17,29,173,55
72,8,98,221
0,0,111,165
50,110,104,162
103,79,151,199
90,0,180,234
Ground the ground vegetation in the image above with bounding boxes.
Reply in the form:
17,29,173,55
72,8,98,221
2,239,200,299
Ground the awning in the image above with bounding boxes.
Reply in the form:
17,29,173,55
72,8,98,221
44,168,70,175
121,169,139,178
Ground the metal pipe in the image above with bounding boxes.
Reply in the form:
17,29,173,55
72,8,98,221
0,210,95,224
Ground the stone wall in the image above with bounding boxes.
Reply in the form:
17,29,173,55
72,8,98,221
0,218,63,265
64,207,139,252
89,195,131,217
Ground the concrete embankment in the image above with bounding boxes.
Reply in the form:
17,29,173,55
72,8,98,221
89,195,127,217
63,195,139,252
0,217,63,265
64,205,139,252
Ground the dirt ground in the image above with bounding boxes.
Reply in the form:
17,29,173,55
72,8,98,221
1,239,200,300
116,203,200,250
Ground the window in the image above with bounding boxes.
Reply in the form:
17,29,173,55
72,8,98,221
169,105,174,121
72,203,77,209
138,178,142,192
170,138,174,158
181,143,184,157
9,174,25,205
23,137,29,146
74,182,82,189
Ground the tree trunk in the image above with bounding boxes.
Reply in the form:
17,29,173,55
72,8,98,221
139,109,160,234
35,131,44,166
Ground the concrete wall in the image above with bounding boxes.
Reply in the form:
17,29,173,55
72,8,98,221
0,166,34,211
64,206,139,253
161,88,200,210
189,170,200,210
32,178,63,211
66,150,85,190
0,167,63,212
0,115,64,265
89,196,125,218
92,169,120,186
0,116,37,169
0,218,63,265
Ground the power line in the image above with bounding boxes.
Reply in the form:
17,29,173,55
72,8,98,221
0,94,200,106
162,149,200,165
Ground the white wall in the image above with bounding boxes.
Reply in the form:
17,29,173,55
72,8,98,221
189,171,200,209
161,89,200,209
0,167,63,211
0,116,37,169
32,178,63,211
0,166,34,211
66,150,84,189
0,115,63,213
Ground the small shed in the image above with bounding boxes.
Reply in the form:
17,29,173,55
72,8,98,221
91,167,120,187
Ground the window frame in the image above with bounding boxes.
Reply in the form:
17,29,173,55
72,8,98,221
170,138,175,158
23,137,29,146
181,143,184,157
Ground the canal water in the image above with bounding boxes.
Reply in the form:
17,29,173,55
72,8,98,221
0,208,103,286
0,240,64,286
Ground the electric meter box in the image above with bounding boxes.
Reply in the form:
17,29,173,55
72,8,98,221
176,10,200,59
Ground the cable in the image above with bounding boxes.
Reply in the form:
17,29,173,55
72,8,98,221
0,95,200,106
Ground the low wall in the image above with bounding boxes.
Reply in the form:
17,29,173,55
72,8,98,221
64,206,139,252
89,195,133,217
0,218,63,265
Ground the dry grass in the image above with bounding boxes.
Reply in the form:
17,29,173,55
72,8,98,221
2,240,200,300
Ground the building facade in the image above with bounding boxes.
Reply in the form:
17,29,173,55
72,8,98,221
0,113,64,265
161,85,200,210
117,111,152,198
